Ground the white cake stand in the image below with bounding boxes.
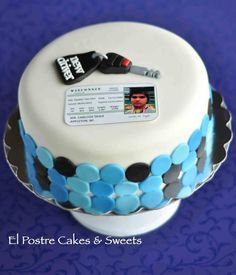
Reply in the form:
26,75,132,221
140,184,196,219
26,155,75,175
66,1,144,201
71,200,180,236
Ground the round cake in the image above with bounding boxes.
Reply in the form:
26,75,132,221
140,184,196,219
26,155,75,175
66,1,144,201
18,22,214,215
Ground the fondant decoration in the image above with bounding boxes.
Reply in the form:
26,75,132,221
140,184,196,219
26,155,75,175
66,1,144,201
164,181,181,199
98,52,132,74
114,182,138,195
36,147,54,169
31,178,42,195
140,176,163,192
55,51,102,85
91,180,114,196
19,105,214,215
125,163,150,182
182,166,198,186
163,164,181,183
115,195,140,214
141,191,164,208
66,177,90,193
23,134,36,156
48,168,67,186
201,115,210,136
151,155,172,176
188,129,202,151
100,164,125,185
92,196,115,213
54,157,76,177
18,120,25,137
76,163,100,182
68,191,91,208
50,182,68,202
26,152,34,165
41,191,54,199
182,151,197,172
171,144,190,165
176,186,193,199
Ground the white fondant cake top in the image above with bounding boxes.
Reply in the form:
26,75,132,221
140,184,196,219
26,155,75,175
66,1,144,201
19,22,209,167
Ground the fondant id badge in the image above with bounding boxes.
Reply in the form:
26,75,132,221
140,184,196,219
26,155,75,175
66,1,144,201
65,84,158,126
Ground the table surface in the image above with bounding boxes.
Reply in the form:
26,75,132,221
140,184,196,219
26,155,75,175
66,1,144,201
0,1,236,274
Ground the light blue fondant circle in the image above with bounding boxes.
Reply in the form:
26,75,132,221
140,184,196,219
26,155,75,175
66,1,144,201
140,191,164,208
76,163,100,182
140,176,163,192
115,195,140,214
182,166,197,186
69,191,91,208
100,164,125,185
67,177,89,193
92,196,115,213
36,146,54,169
201,114,210,137
23,134,36,156
188,129,202,151
176,186,192,198
90,180,114,196
182,151,197,172
50,182,68,202
151,155,172,176
48,168,67,186
171,143,189,165
114,181,138,196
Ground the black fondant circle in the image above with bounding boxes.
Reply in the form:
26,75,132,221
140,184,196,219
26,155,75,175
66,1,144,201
125,163,150,182
54,157,76,177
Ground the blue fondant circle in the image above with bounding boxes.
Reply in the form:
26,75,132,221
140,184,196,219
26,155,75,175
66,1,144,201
140,176,163,192
100,164,125,185
140,191,164,208
90,180,114,196
69,192,91,208
76,163,100,182
188,129,202,151
182,166,198,186
114,181,138,196
151,155,172,176
171,143,189,165
92,196,115,213
36,146,54,169
201,114,210,137
182,151,197,172
50,182,68,202
48,168,67,186
115,195,140,214
67,177,89,193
